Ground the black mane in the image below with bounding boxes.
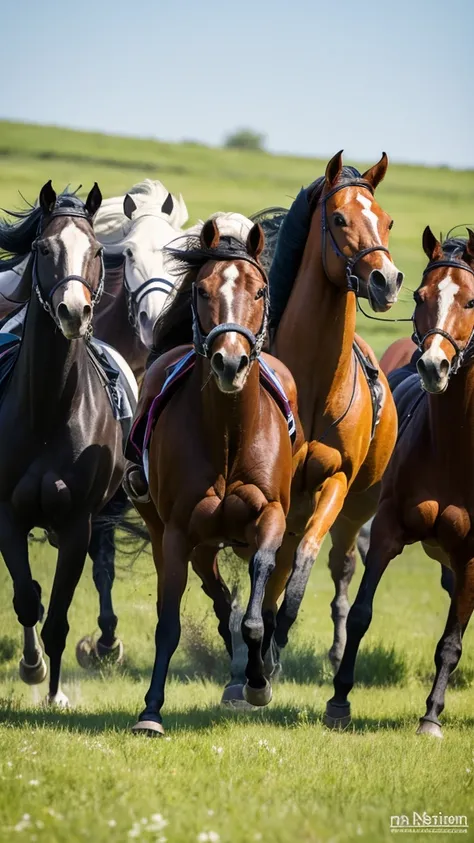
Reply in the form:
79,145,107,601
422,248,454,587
441,235,468,259
0,188,84,272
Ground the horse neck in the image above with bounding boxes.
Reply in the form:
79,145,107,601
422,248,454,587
197,357,260,474
13,292,88,431
273,214,356,430
428,365,474,474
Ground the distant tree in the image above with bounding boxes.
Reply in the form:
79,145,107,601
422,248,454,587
224,129,266,151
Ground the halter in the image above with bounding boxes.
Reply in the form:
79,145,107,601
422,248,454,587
32,208,105,330
320,180,390,293
191,256,269,361
124,274,175,330
412,258,474,375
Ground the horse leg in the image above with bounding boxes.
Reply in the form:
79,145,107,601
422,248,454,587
260,534,300,679
325,501,404,728
191,546,233,657
440,563,455,598
41,517,91,706
275,472,348,650
132,522,189,736
241,502,286,707
0,503,47,684
356,517,373,565
327,517,359,672
77,491,129,668
417,558,474,738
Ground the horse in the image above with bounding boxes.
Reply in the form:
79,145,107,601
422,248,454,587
325,227,474,736
248,151,403,674
0,181,135,705
127,214,306,734
0,179,186,668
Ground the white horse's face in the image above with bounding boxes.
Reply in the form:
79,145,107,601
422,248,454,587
123,215,177,348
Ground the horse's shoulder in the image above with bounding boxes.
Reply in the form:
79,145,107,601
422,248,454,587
140,346,192,405
261,353,297,402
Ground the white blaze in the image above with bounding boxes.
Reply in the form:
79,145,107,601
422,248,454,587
427,275,459,360
53,222,92,311
221,264,239,322
356,192,380,243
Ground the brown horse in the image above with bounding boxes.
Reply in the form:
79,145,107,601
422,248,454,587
129,217,306,734
379,335,417,375
326,227,474,736
257,152,402,671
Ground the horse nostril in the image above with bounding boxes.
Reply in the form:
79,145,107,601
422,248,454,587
396,271,404,288
211,351,225,374
83,304,91,320
139,311,148,326
370,269,387,290
440,359,449,377
237,354,249,374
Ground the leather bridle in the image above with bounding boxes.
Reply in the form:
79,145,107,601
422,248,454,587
320,180,390,293
32,207,104,328
412,258,474,375
124,274,175,331
191,253,269,361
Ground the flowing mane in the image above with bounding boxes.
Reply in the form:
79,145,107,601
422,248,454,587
0,188,85,271
151,213,256,356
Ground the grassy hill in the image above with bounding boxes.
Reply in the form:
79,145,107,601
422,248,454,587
1,120,473,355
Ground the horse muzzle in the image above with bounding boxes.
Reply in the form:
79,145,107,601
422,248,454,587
417,349,451,394
367,266,404,313
56,301,92,339
211,347,250,393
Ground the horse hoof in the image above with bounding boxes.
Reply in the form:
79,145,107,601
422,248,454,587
416,718,443,739
131,720,164,737
243,680,272,707
19,654,48,686
75,636,98,669
220,684,258,711
323,700,351,730
44,690,69,708
96,638,124,666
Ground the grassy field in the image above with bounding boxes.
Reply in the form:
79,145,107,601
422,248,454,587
0,121,473,842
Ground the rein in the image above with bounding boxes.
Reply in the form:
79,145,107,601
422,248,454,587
412,258,474,374
191,254,269,361
320,180,390,293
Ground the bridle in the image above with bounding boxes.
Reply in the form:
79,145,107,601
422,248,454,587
32,207,104,330
123,273,175,331
191,253,269,361
412,258,474,375
319,180,390,293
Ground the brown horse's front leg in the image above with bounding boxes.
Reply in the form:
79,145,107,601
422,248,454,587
275,471,348,650
418,557,474,738
241,502,286,707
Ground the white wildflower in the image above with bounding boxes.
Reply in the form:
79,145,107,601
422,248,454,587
211,746,223,755
108,819,117,828
149,814,168,832
207,809,215,816
29,779,40,786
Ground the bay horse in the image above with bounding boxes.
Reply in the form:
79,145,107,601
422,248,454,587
128,216,306,734
326,227,474,736
250,151,403,674
0,181,131,705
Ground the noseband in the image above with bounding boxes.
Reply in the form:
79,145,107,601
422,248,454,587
32,208,104,328
191,255,269,361
124,274,175,330
412,258,474,375
320,180,390,293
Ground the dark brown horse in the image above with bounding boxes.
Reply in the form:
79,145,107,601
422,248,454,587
252,152,402,673
129,217,306,734
326,227,474,736
0,182,128,705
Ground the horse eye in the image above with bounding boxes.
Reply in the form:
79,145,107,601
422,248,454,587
198,287,209,299
465,299,474,309
388,220,394,230
333,213,346,227
255,288,265,300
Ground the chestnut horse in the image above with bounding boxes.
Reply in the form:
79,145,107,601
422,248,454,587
0,182,130,706
326,227,474,736
256,152,403,671
129,217,306,734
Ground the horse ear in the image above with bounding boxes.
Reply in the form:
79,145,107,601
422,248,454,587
85,183,102,217
362,152,388,190
465,228,474,263
422,226,443,261
246,223,265,260
39,180,56,214
123,193,137,219
325,150,344,188
161,192,174,215
200,218,220,249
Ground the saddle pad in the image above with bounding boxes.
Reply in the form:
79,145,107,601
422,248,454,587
127,350,296,468
353,341,383,440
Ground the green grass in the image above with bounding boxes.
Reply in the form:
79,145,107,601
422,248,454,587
0,121,473,842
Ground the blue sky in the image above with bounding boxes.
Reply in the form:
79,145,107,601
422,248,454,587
1,0,472,167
